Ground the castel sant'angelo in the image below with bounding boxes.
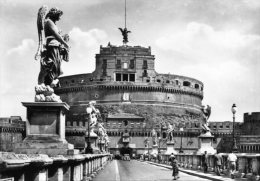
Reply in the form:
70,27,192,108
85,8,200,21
55,25,206,154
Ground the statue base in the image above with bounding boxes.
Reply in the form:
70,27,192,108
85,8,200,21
197,132,216,155
85,132,98,154
150,145,158,155
164,142,177,155
15,102,76,156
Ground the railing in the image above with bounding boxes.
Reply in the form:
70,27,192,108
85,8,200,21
0,152,112,181
143,153,260,180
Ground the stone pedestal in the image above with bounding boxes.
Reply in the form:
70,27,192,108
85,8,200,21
98,140,105,153
15,102,74,156
197,132,216,155
150,145,158,155
164,142,177,155
85,131,98,154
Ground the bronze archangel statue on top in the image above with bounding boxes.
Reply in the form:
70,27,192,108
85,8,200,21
34,5,70,102
119,27,131,44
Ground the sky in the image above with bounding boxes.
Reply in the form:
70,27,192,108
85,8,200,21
0,0,260,122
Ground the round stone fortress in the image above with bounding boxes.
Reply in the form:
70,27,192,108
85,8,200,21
56,43,205,152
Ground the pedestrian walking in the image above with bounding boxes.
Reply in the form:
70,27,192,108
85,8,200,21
169,153,179,180
227,151,237,179
214,150,223,176
202,151,208,173
157,152,162,163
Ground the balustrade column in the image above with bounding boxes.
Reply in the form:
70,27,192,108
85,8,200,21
25,168,48,181
48,166,63,181
63,165,71,181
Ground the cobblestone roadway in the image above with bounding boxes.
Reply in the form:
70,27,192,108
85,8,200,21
93,160,212,181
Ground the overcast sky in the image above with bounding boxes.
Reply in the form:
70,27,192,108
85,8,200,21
0,0,260,122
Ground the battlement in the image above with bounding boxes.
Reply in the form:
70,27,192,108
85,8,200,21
99,44,152,56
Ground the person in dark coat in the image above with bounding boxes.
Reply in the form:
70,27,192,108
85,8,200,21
169,153,179,180
202,151,208,173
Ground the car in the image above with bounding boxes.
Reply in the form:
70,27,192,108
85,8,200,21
123,154,131,161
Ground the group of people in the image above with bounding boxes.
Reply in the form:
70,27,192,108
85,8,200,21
202,150,237,179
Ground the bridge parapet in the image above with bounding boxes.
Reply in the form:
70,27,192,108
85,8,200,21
146,152,260,180
0,152,112,181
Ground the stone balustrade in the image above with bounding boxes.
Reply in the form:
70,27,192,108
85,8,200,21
147,153,260,180
0,152,112,181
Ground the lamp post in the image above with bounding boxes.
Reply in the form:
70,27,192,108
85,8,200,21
85,106,93,154
179,127,184,153
231,104,238,152
158,136,161,153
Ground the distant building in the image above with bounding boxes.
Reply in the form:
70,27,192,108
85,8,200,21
55,43,205,154
0,116,25,151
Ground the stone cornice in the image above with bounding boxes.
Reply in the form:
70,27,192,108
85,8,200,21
56,84,203,99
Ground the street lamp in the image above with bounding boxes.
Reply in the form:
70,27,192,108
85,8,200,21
85,106,93,154
158,136,161,153
179,127,184,153
231,104,238,152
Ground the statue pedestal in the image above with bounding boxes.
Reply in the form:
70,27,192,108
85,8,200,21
85,131,98,154
98,140,106,153
197,132,216,155
164,142,177,155
150,145,158,155
15,102,74,156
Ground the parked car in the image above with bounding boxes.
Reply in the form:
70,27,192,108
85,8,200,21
122,154,131,161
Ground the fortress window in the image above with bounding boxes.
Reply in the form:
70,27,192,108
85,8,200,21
71,80,75,83
143,70,148,77
102,59,107,69
129,74,135,82
183,81,191,87
123,74,128,81
176,80,179,85
166,80,170,83
143,60,148,69
195,84,199,89
116,59,121,69
201,86,203,91
102,59,107,76
130,59,135,69
124,120,128,126
116,73,121,81
146,79,150,83
157,79,161,83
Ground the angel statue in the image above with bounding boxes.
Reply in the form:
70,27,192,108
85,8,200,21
151,129,158,146
35,5,70,88
118,27,131,44
97,123,107,138
201,105,211,134
87,101,101,133
166,122,174,142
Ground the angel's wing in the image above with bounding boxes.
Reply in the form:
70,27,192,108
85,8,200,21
206,105,211,118
35,5,48,61
118,28,123,33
